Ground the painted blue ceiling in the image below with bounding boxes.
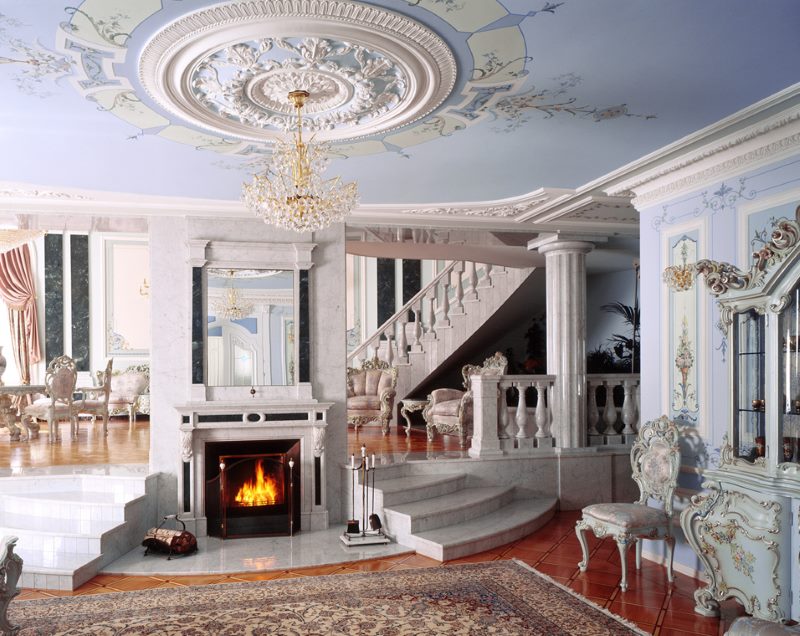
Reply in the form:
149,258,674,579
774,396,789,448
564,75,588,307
0,0,797,205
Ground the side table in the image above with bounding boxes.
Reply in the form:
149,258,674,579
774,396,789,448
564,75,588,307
399,398,429,437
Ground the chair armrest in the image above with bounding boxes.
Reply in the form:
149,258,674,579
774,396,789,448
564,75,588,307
430,388,464,404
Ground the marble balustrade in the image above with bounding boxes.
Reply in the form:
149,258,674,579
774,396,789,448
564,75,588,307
586,374,641,446
347,261,498,366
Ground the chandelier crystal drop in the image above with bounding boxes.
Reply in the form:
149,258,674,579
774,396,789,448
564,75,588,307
212,271,254,321
242,90,358,232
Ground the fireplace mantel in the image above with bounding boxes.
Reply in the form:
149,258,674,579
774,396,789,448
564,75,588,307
176,400,333,536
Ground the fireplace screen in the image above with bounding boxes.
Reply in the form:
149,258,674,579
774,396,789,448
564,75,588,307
205,440,300,538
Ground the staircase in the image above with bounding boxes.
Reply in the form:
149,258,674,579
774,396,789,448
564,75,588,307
352,464,557,561
348,261,536,402
0,471,156,590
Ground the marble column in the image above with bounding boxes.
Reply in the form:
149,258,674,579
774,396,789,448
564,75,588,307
528,236,595,448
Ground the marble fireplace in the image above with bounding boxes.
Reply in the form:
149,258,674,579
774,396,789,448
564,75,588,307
177,401,331,537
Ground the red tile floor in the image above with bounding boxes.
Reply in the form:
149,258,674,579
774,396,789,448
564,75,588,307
18,510,744,635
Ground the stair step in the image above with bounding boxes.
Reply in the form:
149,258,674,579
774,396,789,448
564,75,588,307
376,473,466,506
384,486,514,534
17,549,103,591
0,524,120,554
405,497,558,561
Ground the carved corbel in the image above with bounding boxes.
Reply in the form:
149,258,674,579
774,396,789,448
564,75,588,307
312,426,326,458
180,430,193,462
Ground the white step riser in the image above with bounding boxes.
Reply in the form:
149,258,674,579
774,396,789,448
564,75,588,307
2,496,127,525
384,487,514,536
19,556,102,592
380,475,466,508
0,475,146,498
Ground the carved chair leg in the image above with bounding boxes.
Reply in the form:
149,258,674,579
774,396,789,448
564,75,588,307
48,417,57,444
575,520,590,572
665,535,675,583
635,538,642,570
128,404,135,429
380,414,390,436
617,538,632,592
102,412,109,437
71,415,79,440
426,423,435,442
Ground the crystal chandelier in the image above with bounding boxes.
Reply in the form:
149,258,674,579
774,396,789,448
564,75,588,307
242,90,358,232
212,271,254,321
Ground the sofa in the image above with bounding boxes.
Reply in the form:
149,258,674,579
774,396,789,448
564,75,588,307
423,351,508,447
346,357,398,435
107,363,150,427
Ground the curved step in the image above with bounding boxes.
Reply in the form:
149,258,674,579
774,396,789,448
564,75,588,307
404,497,558,561
384,486,514,535
376,473,466,506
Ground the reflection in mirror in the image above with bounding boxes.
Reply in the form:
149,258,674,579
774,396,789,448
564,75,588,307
206,268,294,386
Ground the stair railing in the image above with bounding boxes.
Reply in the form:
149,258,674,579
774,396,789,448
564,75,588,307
347,260,492,367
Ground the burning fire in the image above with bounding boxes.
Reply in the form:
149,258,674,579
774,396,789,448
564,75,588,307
234,460,281,507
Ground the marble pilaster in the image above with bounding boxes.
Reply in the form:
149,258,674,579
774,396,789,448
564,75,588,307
529,236,596,448
468,375,504,458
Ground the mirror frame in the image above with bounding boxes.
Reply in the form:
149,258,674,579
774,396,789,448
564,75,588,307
188,240,315,402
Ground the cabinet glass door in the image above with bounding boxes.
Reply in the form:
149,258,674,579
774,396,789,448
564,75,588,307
734,309,766,462
778,284,800,465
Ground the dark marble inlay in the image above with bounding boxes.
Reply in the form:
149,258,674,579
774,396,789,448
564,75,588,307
402,259,421,321
298,269,310,383
191,267,203,384
377,257,396,328
246,413,260,422
44,234,64,362
181,416,191,424
197,414,242,423
70,235,89,371
314,456,321,506
265,412,308,422
183,462,191,512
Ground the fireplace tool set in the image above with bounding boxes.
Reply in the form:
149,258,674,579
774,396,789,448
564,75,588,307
341,445,390,546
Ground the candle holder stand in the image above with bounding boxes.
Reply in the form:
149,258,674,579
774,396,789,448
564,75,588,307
341,446,390,546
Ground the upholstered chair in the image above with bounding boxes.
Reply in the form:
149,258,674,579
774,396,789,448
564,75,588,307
575,415,681,592
76,358,113,436
21,355,78,443
108,365,149,428
346,357,398,435
423,351,508,447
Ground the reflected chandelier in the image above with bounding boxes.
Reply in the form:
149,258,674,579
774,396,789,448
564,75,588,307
242,90,358,232
213,271,253,321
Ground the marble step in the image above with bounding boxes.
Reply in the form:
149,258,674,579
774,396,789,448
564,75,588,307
0,521,121,552
374,473,467,507
402,497,558,562
383,485,515,536
1,491,142,526
16,548,103,591
0,473,147,498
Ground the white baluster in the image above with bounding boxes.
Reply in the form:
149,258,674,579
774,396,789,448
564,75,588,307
603,381,617,435
396,319,408,363
384,331,394,365
439,280,451,327
452,263,465,314
478,263,493,289
427,294,437,335
515,383,529,439
465,262,478,301
411,307,423,352
621,380,638,435
498,382,510,439
535,381,549,438
587,380,600,436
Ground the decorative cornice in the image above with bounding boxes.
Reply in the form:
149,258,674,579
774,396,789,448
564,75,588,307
0,188,90,200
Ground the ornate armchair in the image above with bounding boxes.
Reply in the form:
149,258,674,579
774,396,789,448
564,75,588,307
108,363,149,428
77,358,113,437
423,351,507,447
21,355,78,443
0,536,22,636
346,357,398,435
575,415,680,592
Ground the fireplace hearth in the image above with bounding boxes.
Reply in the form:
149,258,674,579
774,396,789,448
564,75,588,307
205,440,301,538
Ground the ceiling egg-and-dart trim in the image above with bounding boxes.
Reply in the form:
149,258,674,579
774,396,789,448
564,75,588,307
138,1,457,143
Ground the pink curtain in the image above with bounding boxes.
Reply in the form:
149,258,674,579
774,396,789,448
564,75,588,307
0,244,42,385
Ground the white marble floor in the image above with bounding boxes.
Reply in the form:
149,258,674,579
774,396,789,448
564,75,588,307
102,528,411,576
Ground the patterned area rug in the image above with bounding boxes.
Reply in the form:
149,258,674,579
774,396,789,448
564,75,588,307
11,560,646,635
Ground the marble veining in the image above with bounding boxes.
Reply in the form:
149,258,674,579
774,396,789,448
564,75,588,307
69,234,90,371
377,258,396,327
298,270,310,383
191,267,203,385
44,233,63,363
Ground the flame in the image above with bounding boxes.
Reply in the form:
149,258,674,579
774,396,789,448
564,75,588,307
234,460,281,507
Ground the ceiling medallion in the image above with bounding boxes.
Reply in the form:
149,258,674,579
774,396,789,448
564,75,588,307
139,1,457,143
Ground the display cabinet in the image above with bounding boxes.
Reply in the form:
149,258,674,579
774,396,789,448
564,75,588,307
678,207,800,622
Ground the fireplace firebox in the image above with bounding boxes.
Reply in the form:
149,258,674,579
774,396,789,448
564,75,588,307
205,440,301,538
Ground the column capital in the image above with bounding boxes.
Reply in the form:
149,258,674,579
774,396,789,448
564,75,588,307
527,233,606,255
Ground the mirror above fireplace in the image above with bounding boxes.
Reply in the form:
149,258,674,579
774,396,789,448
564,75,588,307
206,268,295,387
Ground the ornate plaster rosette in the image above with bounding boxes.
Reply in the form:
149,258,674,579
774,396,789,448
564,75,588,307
138,1,456,143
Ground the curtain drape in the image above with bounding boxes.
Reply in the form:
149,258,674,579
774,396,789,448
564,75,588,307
0,243,42,385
